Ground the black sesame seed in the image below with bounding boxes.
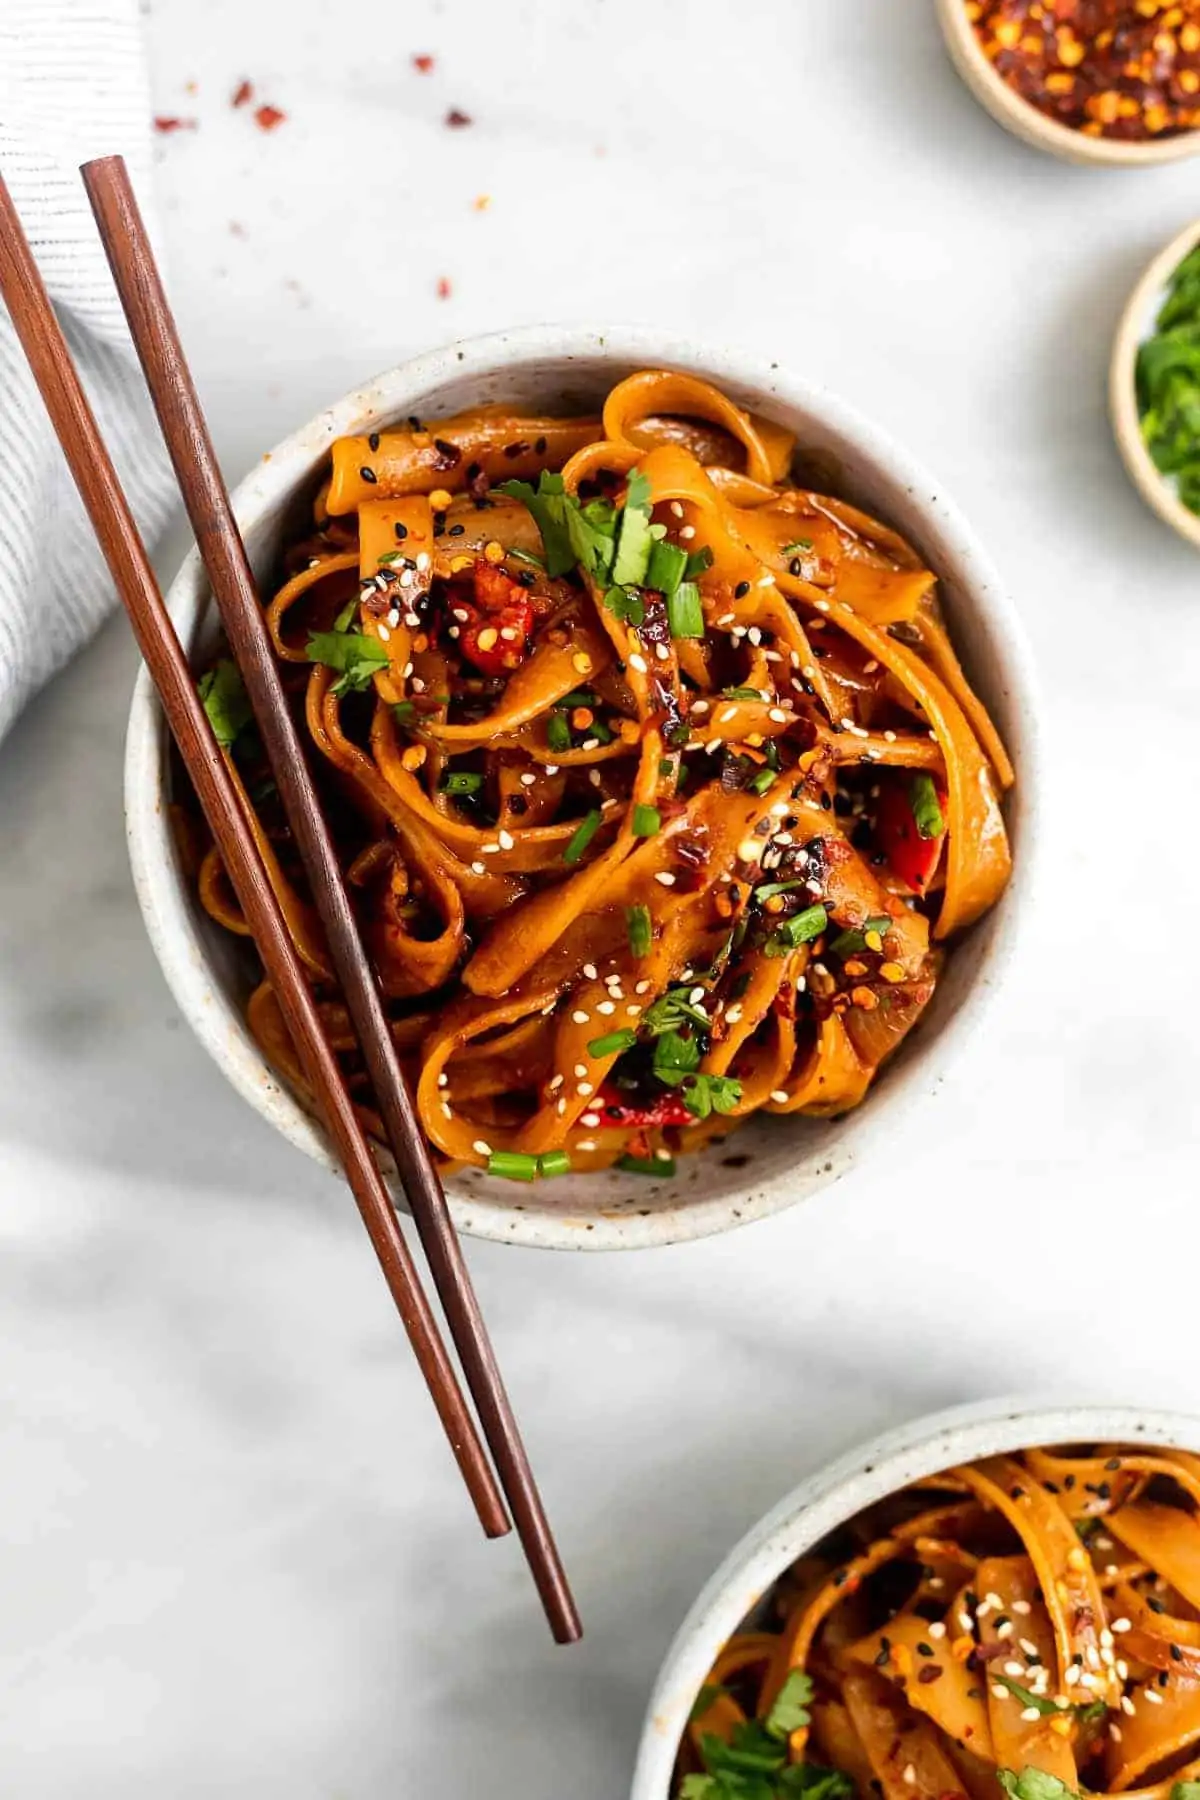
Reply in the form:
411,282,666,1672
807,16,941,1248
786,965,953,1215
393,522,408,541
407,415,422,430
359,466,378,485
1149,1597,1167,1614
1172,1645,1184,1662
535,435,547,453
789,558,803,576
448,523,465,537
368,432,380,452
734,581,750,599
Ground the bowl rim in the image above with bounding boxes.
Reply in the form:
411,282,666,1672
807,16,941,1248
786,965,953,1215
1110,216,1200,551
630,1396,1200,1800
934,0,1200,168
125,322,1041,1253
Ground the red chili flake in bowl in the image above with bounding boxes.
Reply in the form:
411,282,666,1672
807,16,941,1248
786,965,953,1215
966,0,1200,140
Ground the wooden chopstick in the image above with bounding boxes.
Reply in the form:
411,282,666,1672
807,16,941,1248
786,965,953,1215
80,156,581,1645
0,167,511,1542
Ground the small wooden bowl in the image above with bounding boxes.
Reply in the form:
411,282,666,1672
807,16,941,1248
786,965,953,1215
935,0,1200,167
1110,217,1200,550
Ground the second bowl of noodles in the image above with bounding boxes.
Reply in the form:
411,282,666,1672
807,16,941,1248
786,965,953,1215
125,326,1038,1249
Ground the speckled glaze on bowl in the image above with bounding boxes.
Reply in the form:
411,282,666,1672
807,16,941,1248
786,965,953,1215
631,1398,1200,1800
1111,218,1200,551
125,325,1039,1252
935,0,1200,168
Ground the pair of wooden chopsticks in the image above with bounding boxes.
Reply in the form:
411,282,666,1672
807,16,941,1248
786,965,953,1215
0,156,579,1644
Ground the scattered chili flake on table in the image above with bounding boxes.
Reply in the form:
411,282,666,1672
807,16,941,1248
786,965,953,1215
436,276,453,299
965,0,1200,140
254,103,287,132
445,108,472,128
153,115,197,134
231,79,254,108
412,53,435,73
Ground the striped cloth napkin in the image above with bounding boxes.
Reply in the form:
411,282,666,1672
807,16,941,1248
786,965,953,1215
0,0,174,742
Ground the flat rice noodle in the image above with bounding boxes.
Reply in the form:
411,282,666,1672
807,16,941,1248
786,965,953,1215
423,614,613,747
951,1457,1118,1704
601,369,791,487
916,606,1015,790
1119,1752,1200,1800
842,974,936,1071
266,551,361,662
1024,1448,1200,1519
847,1611,993,1762
841,1668,971,1800
1105,1666,1200,1790
809,1696,880,1797
326,409,600,512
975,1553,1079,1785
1107,1504,1200,1614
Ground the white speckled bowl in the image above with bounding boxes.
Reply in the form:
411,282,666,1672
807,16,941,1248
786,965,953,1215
631,1398,1200,1800
1111,218,1200,550
125,325,1039,1251
935,0,1200,167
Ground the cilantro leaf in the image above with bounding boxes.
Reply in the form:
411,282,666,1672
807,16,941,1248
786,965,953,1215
306,629,390,696
612,467,654,585
496,473,575,577
681,1073,742,1120
765,1671,813,1739
603,585,645,627
1172,1785,1200,1800
653,1028,702,1086
198,658,253,750
997,1771,1080,1800
642,986,711,1036
691,1683,729,1721
779,1767,855,1800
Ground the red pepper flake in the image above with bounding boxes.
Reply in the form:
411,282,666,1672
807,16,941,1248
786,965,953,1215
966,0,1200,141
436,275,453,300
231,79,254,108
153,116,197,134
445,108,472,128
254,103,287,132
412,53,435,73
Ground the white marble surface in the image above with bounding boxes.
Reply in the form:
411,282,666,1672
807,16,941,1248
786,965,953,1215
3,1,1200,1794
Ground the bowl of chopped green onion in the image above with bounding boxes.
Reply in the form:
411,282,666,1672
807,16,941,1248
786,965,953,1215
1111,219,1200,551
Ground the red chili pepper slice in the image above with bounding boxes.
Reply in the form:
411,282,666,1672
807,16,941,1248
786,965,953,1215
596,1082,693,1129
456,559,536,676
874,773,947,894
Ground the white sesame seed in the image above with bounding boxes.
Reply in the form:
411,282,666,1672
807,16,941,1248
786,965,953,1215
497,828,514,850
1110,1724,1123,1743
548,1074,564,1092
1005,1662,1025,1678
669,501,684,518
473,1139,492,1156
628,653,648,674
1011,1600,1032,1616
582,737,600,751
572,1011,589,1025
654,871,676,887
1145,1688,1164,1706
581,1113,601,1128
402,661,413,677
589,770,602,786
654,1148,672,1162
452,607,470,623
679,525,695,540
1111,1618,1131,1634
625,1003,642,1017
726,1005,743,1025
691,699,710,714
1121,1695,1135,1715
902,1766,916,1788
577,1081,593,1097
1020,1639,1040,1659
545,763,559,775
996,1621,1014,1640
387,607,400,627
655,642,670,663
576,1139,596,1151
411,677,426,693
573,1063,588,1078
737,838,763,864
768,708,787,723
770,1089,790,1104
1020,1708,1041,1724
928,1622,946,1640
441,1103,452,1119
556,1098,567,1115
635,980,651,994
520,772,536,786
470,860,486,875
596,1001,615,1016
992,1685,1009,1702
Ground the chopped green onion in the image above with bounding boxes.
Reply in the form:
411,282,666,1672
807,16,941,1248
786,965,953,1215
487,1150,539,1182
910,772,945,840
749,768,775,796
658,757,675,778
631,803,661,838
684,545,714,579
626,903,653,958
563,808,603,864
722,685,763,701
547,714,571,752
441,771,483,796
667,581,704,639
617,1154,676,1178
782,537,814,554
392,700,415,726
333,596,359,632
537,1149,571,1178
557,689,596,708
754,879,806,901
828,915,892,958
645,538,688,596
776,904,828,947
587,1027,637,1059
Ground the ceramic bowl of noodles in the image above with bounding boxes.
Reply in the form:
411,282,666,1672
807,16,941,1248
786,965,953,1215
125,325,1039,1250
632,1398,1200,1799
